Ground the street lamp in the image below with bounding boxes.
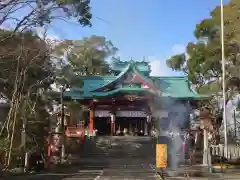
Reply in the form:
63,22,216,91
220,0,228,158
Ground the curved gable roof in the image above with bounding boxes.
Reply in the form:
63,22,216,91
90,62,155,92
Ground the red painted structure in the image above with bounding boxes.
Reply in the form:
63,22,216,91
65,125,85,144
47,134,52,167
47,114,85,166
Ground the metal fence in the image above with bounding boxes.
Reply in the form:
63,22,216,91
211,144,240,160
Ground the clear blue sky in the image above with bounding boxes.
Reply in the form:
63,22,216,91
2,0,228,76
47,0,228,76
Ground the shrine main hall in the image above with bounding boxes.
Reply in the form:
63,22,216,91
63,61,206,136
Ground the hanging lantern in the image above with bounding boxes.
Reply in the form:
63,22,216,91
110,113,115,123
147,115,151,123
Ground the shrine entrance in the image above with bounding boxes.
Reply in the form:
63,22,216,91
94,117,111,135
62,60,206,139
60,61,207,176
115,117,146,136
94,110,151,136
94,117,148,136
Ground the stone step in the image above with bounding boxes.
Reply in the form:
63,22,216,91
80,153,154,158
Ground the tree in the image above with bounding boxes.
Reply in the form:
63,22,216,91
0,0,93,168
0,29,54,167
53,35,118,83
51,35,117,127
0,29,53,99
166,0,240,101
0,0,92,33
166,0,240,130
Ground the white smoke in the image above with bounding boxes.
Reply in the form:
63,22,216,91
153,98,190,171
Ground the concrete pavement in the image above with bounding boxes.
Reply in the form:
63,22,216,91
7,136,240,180
9,136,159,179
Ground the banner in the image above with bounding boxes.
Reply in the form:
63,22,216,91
156,144,167,168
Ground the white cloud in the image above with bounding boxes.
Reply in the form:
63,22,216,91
149,59,183,76
149,44,186,76
36,27,61,47
45,34,61,47
171,44,186,54
149,58,172,76
0,25,61,47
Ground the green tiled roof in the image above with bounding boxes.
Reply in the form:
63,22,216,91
153,76,207,100
64,87,157,99
111,60,151,73
63,62,207,100
92,61,155,92
83,76,116,92
91,64,130,92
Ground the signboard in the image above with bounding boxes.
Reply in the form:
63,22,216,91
156,144,167,168
95,110,168,118
117,111,146,117
95,111,147,117
95,111,109,117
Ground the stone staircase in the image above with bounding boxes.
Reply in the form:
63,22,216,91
78,136,156,161
78,136,206,165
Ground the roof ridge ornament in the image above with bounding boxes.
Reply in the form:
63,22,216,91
129,59,134,65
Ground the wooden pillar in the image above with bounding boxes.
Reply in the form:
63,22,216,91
89,102,95,135
146,115,151,136
144,116,148,136
110,113,116,136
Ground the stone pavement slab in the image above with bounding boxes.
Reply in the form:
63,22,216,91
5,170,103,180
219,172,240,180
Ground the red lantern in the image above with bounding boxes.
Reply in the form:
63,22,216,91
182,142,186,153
47,134,53,167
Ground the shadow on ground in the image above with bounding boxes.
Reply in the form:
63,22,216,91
7,136,158,180
6,137,108,180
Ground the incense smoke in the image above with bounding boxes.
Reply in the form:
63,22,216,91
154,98,190,171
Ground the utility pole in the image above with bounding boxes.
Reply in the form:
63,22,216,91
220,0,228,158
60,86,66,164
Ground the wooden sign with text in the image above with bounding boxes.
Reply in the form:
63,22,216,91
156,144,167,168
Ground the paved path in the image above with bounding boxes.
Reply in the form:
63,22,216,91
76,136,159,179
11,136,158,180
9,136,240,180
